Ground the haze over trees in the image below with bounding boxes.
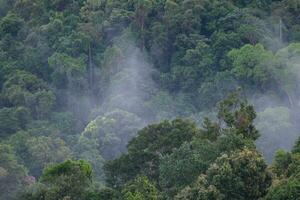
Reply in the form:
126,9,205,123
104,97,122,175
0,0,300,199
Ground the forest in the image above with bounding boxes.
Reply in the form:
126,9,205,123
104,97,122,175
0,0,300,199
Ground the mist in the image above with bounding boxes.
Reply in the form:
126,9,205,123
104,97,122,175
245,16,300,161
87,27,300,164
100,32,158,121
2,1,300,199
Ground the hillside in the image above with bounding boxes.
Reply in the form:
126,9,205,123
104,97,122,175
0,0,300,199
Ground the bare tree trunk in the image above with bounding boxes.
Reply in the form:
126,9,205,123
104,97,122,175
89,43,93,91
273,75,294,108
279,18,283,43
141,18,144,51
286,91,295,108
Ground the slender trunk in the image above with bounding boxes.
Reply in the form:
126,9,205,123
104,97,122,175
89,43,93,90
279,18,283,43
141,18,144,51
137,7,145,51
286,91,295,108
273,75,294,107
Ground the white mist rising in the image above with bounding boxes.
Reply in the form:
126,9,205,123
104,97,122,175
100,36,157,120
233,16,300,161
253,45,300,162
77,32,160,176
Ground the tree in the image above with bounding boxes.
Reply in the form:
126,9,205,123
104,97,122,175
163,39,213,93
228,44,277,90
175,175,222,200
28,90,56,119
0,12,23,37
122,176,159,200
217,89,259,140
176,148,271,200
158,90,259,199
77,110,143,182
1,70,55,119
76,135,105,182
266,136,300,200
25,136,73,177
22,160,92,200
292,137,300,154
0,106,30,138
0,144,27,200
198,71,237,109
264,173,300,200
9,133,73,177
206,148,272,200
85,187,120,200
14,0,45,21
128,118,198,155
80,109,143,160
133,0,153,50
271,149,292,177
159,141,217,198
50,111,75,136
211,31,243,69
2,0,300,199
0,0,14,17
105,119,198,187
48,52,86,91
2,70,49,106
146,91,196,119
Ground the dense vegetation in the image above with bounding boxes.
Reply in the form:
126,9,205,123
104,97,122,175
0,0,300,199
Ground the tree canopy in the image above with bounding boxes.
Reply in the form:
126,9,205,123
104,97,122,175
0,0,300,199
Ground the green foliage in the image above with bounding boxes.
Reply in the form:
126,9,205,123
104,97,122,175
80,109,143,160
128,119,198,155
50,111,74,135
267,137,300,199
271,149,292,177
175,175,222,200
1,70,55,119
146,91,196,119
175,148,272,200
292,137,300,154
206,148,272,199
3,70,48,102
76,135,105,181
0,12,23,36
25,136,73,177
0,106,30,138
0,0,300,199
264,173,300,200
48,52,87,91
0,143,27,200
77,109,143,181
42,160,91,181
198,71,237,108
122,176,159,200
7,130,73,177
106,91,260,199
270,137,300,179
85,187,120,200
228,44,277,89
217,89,259,140
23,160,92,200
159,142,217,198
105,118,198,187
